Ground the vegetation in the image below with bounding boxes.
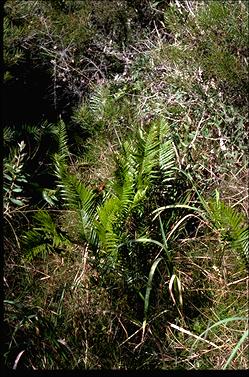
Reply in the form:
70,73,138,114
3,0,248,370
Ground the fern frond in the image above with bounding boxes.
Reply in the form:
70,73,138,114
158,121,176,182
113,140,136,186
3,127,15,145
112,164,135,218
95,197,120,256
20,124,41,142
51,117,178,266
25,242,50,261
208,198,245,239
118,175,135,218
55,118,69,160
22,210,71,261
133,119,176,190
202,191,248,267
232,227,249,267
54,155,98,246
135,123,160,189
89,84,114,122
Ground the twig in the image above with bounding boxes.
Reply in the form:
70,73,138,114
169,323,220,349
13,350,25,370
4,216,20,249
188,110,205,150
227,277,249,287
119,327,142,347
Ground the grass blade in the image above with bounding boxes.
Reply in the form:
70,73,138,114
169,323,220,349
142,257,163,341
223,329,249,369
144,257,164,320
191,317,248,353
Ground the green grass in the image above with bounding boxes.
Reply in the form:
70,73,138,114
3,0,248,370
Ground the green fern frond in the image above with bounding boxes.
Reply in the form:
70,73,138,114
19,124,42,142
113,141,136,185
54,155,98,246
232,227,249,267
112,166,135,219
208,198,245,239
61,173,96,216
133,120,176,191
134,123,160,189
202,190,248,267
3,127,15,145
118,176,135,218
132,186,146,205
51,117,178,265
158,121,176,182
89,84,114,122
95,197,120,255
25,242,50,261
22,210,71,261
55,118,69,160
111,119,177,219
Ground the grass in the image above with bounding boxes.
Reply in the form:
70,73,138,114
3,216,248,369
3,0,249,370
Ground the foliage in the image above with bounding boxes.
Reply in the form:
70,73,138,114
3,0,168,119
49,118,179,265
163,0,248,102
4,140,28,216
190,316,248,369
22,210,71,261
200,190,249,268
3,0,249,371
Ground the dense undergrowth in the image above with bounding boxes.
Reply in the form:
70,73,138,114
3,0,249,370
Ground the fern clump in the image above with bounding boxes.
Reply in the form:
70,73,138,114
202,190,249,269
24,118,179,268
22,210,71,261
3,0,249,370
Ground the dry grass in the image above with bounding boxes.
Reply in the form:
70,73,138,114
157,236,249,370
3,0,248,370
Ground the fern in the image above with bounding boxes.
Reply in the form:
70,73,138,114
110,119,177,228
3,127,15,146
54,155,98,247
94,173,134,258
111,150,135,220
134,123,160,190
158,121,176,183
22,210,71,261
55,118,69,160
114,119,176,201
19,124,42,143
202,190,249,267
134,119,176,190
233,228,249,267
89,84,115,122
48,118,177,266
95,197,120,258
23,152,98,260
